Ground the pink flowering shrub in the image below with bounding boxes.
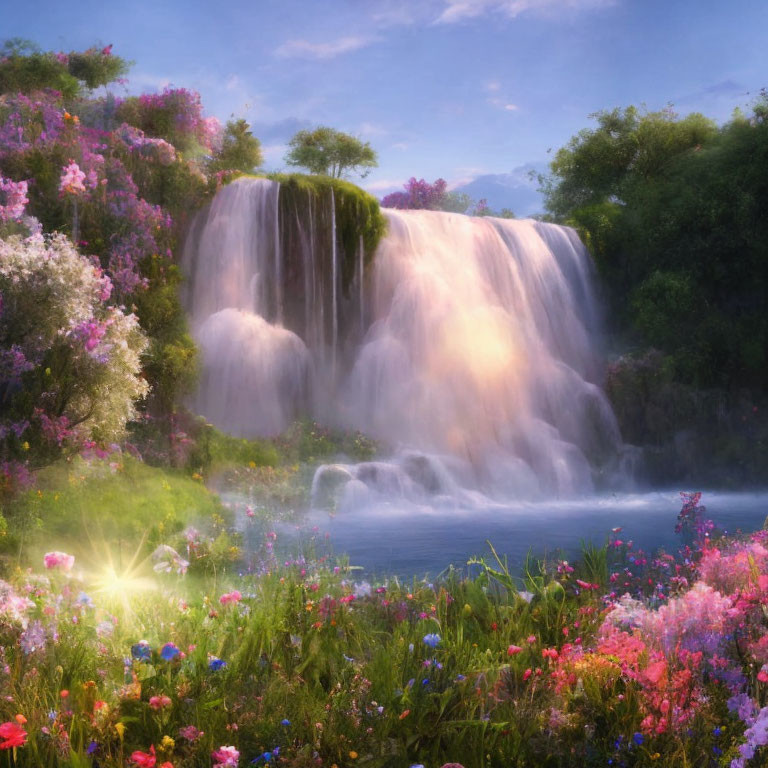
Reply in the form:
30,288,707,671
59,161,86,195
382,177,448,210
0,174,28,223
115,88,222,156
0,233,148,474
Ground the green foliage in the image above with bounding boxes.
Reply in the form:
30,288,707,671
285,126,378,179
0,38,129,97
264,172,387,291
207,118,263,174
133,258,199,414
0,455,224,564
440,190,474,213
545,98,768,390
187,423,281,472
544,106,717,218
275,419,379,464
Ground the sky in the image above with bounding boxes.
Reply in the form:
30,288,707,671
5,0,768,204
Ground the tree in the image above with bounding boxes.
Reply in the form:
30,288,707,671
207,118,263,174
284,126,378,178
543,106,717,218
0,38,129,98
543,99,768,389
0,232,148,476
381,178,448,209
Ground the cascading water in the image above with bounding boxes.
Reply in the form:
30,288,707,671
183,177,625,503
182,179,311,436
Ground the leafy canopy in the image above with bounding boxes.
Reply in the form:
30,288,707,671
543,98,768,389
207,118,263,174
0,38,130,99
284,126,378,179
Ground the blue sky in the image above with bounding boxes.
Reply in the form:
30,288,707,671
5,0,768,202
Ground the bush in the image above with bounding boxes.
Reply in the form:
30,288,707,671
0,233,147,477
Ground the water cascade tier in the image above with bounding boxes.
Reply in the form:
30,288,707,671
183,177,625,500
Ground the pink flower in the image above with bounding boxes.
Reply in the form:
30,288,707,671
523,668,532,681
507,644,523,656
219,591,242,605
44,551,75,571
178,725,203,741
148,695,171,710
130,746,156,767
0,176,29,222
212,745,239,766
59,161,86,196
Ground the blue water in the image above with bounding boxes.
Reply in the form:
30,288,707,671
234,491,768,580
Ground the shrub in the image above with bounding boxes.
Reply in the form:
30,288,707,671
0,233,147,475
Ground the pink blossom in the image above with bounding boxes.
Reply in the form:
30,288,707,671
44,551,75,571
59,162,86,196
211,745,239,767
219,591,242,605
148,695,171,710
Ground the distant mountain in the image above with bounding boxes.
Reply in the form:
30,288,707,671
452,163,546,218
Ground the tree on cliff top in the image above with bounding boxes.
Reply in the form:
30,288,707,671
284,126,378,179
207,118,263,174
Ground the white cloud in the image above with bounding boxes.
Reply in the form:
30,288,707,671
275,36,375,60
436,0,616,24
447,166,489,188
359,122,388,136
391,141,410,150
484,81,501,92
362,178,407,192
486,95,521,112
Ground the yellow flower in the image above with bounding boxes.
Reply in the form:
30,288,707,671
115,722,126,739
348,751,358,759
161,735,175,751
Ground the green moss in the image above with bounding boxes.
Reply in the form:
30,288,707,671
228,172,387,293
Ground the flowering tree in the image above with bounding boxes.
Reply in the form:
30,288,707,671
0,232,148,486
0,48,224,422
381,177,448,210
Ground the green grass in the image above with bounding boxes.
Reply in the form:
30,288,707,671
0,455,225,571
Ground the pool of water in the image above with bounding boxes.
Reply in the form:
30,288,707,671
231,490,768,579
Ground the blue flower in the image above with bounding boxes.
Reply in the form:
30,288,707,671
423,633,441,648
208,656,227,672
131,641,151,662
632,732,644,746
280,719,291,727
86,741,99,756
160,642,180,661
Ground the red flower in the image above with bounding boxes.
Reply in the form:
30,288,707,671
131,745,156,767
0,721,27,749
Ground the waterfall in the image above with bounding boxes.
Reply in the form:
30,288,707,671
183,177,624,499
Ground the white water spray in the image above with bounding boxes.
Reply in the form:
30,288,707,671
183,178,624,500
